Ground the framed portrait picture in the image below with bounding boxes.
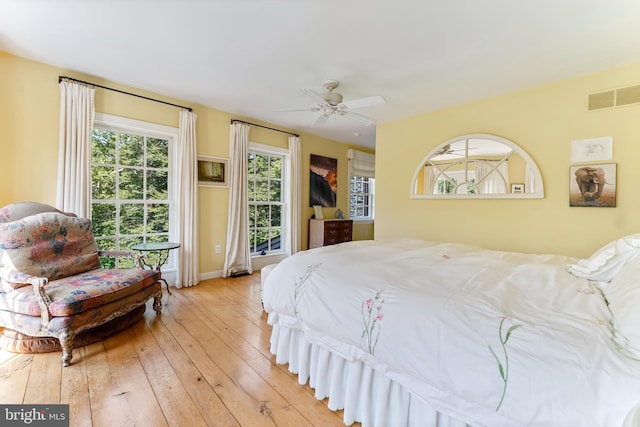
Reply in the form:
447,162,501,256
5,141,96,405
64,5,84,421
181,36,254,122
569,163,616,207
197,156,228,187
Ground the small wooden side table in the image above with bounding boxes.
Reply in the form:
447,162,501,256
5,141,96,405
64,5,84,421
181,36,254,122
131,242,181,295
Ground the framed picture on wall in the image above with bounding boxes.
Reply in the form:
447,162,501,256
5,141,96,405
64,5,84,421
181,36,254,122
569,163,616,207
309,154,337,207
197,155,228,187
511,183,525,194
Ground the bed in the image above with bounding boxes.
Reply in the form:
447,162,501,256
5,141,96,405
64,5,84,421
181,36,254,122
261,237,640,427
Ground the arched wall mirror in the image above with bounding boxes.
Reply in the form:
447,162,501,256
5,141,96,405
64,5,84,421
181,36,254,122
411,134,544,199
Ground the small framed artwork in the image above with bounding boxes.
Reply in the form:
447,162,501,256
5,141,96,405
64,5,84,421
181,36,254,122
569,163,617,207
511,183,525,194
197,156,228,187
570,136,613,163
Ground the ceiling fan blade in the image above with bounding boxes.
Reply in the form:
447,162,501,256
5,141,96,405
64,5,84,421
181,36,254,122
300,88,331,108
273,106,321,112
343,110,376,126
341,95,386,110
312,113,331,127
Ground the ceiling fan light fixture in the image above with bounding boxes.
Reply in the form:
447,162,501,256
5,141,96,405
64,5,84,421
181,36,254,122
322,91,343,106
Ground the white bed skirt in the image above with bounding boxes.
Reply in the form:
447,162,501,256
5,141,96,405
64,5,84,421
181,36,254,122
268,318,474,427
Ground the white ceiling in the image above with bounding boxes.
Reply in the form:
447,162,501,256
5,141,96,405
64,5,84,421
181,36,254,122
2,1,640,149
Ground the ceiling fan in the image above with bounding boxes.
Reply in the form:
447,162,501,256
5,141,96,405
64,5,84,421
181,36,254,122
434,144,478,156
275,79,385,127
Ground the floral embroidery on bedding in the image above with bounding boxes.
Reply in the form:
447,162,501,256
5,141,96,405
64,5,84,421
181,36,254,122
291,263,320,315
361,290,385,354
592,283,640,362
489,315,521,411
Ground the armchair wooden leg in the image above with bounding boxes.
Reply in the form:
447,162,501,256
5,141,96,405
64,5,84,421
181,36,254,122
153,292,162,315
59,333,74,367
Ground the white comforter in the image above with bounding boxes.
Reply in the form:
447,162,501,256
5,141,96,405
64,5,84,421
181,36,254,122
262,239,640,427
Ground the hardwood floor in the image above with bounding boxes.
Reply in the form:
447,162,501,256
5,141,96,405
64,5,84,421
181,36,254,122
0,273,356,427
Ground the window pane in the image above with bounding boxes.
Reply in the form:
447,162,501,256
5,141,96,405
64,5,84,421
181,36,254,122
145,235,167,243
120,236,143,252
269,179,281,202
92,129,116,164
119,133,144,166
120,203,144,235
248,204,256,228
147,138,169,168
247,153,255,174
269,156,281,178
147,170,168,200
254,179,268,202
119,168,144,199
92,203,116,236
255,154,269,177
269,228,281,250
92,166,116,199
147,204,169,233
254,228,270,252
256,205,269,227
271,205,281,226
248,179,255,201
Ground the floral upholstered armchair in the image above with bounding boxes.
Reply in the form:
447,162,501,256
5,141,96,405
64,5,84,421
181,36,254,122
0,202,162,366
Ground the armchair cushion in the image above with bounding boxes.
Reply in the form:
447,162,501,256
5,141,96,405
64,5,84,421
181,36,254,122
0,268,160,317
0,212,100,287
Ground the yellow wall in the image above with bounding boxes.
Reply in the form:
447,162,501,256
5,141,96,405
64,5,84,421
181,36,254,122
0,51,373,275
377,62,640,258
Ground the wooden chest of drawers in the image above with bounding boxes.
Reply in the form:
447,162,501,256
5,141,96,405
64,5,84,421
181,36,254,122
308,219,353,249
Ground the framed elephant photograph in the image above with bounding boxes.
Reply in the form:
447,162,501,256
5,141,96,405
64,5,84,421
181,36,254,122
569,163,617,207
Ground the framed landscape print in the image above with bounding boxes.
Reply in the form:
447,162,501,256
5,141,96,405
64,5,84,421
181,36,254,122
197,155,228,187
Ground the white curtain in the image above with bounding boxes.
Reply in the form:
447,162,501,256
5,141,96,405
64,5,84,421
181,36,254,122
56,80,95,217
347,149,375,178
289,136,302,254
525,163,536,193
423,165,437,194
475,161,509,194
176,110,199,288
223,123,252,277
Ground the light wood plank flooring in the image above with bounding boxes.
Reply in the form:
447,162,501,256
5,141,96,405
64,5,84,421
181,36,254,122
0,273,357,427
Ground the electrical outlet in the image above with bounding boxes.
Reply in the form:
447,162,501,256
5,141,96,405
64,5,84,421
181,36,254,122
215,244,221,254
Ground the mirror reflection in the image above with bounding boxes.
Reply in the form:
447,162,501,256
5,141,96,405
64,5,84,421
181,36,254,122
411,134,544,198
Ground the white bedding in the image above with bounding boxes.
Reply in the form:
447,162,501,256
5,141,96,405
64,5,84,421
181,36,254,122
262,238,640,427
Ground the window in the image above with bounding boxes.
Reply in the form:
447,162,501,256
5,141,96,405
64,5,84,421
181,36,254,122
91,114,177,268
349,176,375,219
248,144,288,255
348,149,375,221
434,170,477,194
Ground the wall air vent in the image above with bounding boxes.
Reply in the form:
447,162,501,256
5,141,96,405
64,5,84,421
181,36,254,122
616,84,640,106
588,84,640,111
588,91,615,110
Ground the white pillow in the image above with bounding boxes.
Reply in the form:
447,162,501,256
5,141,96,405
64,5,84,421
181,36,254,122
603,255,640,358
566,234,640,283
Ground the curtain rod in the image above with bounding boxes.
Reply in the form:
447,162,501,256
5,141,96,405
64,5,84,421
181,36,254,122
231,119,299,137
58,76,193,112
